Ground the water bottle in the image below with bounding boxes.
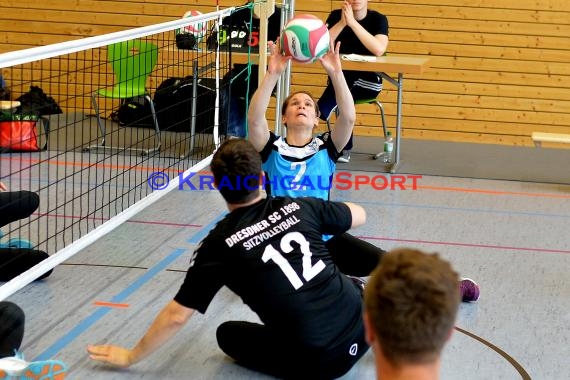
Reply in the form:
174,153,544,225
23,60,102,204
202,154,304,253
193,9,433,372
383,131,394,163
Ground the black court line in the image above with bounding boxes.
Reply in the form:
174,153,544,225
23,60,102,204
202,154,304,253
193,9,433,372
455,326,532,380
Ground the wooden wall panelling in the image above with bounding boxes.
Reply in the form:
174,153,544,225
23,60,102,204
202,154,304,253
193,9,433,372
1,0,569,147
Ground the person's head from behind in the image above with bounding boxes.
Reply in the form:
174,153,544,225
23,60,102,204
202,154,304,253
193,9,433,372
363,248,460,369
210,138,262,205
281,91,320,130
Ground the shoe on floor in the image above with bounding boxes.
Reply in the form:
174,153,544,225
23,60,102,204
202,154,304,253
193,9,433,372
460,278,480,302
347,275,367,294
21,360,67,380
0,354,28,377
0,353,67,380
337,150,351,163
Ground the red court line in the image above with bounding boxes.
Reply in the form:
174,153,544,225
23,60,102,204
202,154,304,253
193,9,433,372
94,301,129,308
361,236,570,255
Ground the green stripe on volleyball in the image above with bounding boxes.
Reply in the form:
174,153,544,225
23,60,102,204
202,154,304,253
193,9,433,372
281,14,330,63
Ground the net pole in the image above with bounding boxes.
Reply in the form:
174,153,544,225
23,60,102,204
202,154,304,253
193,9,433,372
254,0,276,87
276,0,294,135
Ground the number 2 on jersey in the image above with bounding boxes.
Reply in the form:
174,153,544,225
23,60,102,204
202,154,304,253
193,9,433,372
262,232,325,289
290,161,307,190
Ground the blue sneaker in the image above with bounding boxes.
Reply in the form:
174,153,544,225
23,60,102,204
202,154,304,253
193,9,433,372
20,359,67,379
0,230,35,249
0,352,67,379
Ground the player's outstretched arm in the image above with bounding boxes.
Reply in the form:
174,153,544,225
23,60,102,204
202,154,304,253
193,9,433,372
248,41,291,152
87,300,194,368
318,42,356,152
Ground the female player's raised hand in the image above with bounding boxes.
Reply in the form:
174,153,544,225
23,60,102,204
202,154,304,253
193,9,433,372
318,41,343,76
267,40,291,76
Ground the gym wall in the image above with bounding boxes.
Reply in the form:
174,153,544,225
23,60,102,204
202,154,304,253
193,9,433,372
1,0,568,147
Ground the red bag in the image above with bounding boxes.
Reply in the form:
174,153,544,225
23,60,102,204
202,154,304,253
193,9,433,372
0,120,40,151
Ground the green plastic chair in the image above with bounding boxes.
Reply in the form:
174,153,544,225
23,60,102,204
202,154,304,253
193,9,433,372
89,40,161,155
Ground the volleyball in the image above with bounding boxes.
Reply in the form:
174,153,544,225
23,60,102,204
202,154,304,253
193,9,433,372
178,10,208,42
281,14,330,63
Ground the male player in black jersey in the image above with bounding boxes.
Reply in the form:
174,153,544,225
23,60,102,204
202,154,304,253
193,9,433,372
88,138,371,379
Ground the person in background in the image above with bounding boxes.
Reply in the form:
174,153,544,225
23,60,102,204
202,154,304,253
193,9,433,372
0,301,68,379
363,248,460,380
0,182,52,282
318,0,389,162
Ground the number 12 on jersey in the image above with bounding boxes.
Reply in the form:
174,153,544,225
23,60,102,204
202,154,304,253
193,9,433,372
262,231,325,289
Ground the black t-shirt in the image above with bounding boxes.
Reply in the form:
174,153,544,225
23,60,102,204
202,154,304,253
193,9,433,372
174,196,363,349
326,9,388,55
327,9,389,81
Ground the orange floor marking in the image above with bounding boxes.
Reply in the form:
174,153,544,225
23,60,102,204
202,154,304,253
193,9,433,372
93,301,129,308
416,185,570,199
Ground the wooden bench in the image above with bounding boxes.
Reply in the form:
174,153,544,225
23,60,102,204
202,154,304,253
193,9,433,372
531,132,570,147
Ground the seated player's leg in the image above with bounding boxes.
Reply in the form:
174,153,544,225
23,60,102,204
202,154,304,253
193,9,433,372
216,319,368,379
216,321,288,378
317,82,338,123
0,301,25,358
326,233,386,277
0,248,52,282
0,191,40,228
326,235,481,302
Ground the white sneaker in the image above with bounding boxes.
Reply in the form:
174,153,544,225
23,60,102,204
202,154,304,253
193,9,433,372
337,150,351,163
0,351,67,379
0,354,28,376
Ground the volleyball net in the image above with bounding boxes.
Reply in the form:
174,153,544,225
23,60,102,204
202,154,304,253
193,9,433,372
0,5,270,299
